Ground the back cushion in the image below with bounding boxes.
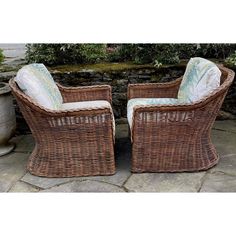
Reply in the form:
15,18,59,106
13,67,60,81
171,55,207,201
178,57,221,103
15,63,63,110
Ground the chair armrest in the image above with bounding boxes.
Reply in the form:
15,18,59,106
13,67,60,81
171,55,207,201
41,106,115,143
130,92,224,141
128,77,182,100
18,92,115,141
57,83,112,104
130,103,196,142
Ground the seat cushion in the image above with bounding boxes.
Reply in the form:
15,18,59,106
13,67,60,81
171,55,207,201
61,100,115,134
15,63,63,110
127,98,181,127
61,100,111,111
178,57,221,103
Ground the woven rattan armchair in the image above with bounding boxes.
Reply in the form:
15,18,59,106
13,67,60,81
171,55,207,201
127,65,235,173
9,79,115,177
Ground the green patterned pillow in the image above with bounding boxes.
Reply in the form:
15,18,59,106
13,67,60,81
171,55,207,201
178,57,221,103
16,64,63,110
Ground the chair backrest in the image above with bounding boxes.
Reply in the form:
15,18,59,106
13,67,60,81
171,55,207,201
178,57,221,103
15,63,63,110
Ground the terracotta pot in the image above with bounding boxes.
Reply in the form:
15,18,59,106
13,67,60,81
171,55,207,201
0,82,16,156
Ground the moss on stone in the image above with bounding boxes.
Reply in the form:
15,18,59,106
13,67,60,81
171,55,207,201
49,61,191,74
49,62,157,73
0,64,23,73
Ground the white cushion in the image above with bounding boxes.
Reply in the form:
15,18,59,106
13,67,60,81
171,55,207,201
61,100,115,134
15,63,63,110
127,98,181,127
178,57,221,102
61,100,111,111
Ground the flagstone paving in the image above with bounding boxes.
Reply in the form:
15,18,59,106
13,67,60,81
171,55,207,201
1,120,236,192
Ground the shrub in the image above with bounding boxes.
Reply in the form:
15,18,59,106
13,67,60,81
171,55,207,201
26,44,107,65
174,44,236,60
106,44,136,62
152,44,180,64
0,49,4,64
225,51,236,67
175,44,199,59
108,44,180,64
107,44,180,64
107,44,236,65
196,44,236,59
26,43,236,66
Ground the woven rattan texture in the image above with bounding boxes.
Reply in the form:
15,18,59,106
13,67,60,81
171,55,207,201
127,66,235,172
9,80,115,177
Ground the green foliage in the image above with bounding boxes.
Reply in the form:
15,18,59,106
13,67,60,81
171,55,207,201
109,44,179,64
0,49,4,64
79,44,107,63
107,44,136,62
175,44,199,59
26,44,107,65
152,44,180,64
107,44,236,65
26,43,236,66
225,51,236,67
196,44,236,59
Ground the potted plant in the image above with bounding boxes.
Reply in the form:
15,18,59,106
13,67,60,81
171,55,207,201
0,82,16,156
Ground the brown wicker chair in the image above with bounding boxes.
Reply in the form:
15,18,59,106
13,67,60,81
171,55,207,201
127,65,235,173
9,79,115,177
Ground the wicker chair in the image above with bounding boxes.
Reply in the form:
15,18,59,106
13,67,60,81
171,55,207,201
9,79,116,177
127,65,235,173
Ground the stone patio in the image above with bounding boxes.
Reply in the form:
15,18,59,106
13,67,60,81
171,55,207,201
1,120,236,192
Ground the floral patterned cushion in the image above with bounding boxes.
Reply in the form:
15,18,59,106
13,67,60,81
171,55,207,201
127,98,181,127
178,57,221,102
15,63,63,110
61,100,115,135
